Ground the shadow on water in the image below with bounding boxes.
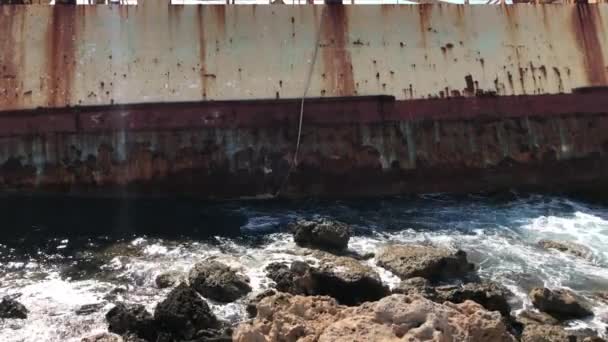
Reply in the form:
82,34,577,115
1,191,602,245
0,191,604,281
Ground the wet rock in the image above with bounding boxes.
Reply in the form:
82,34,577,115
81,332,123,342
245,289,276,318
105,303,155,341
311,254,389,305
538,239,593,260
392,277,436,297
291,219,351,251
154,283,219,340
376,244,475,282
521,324,604,342
264,261,311,295
0,297,28,319
103,286,128,302
530,287,593,320
594,291,608,304
155,271,184,289
569,328,606,342
193,326,233,342
233,293,516,341
265,254,389,306
516,309,560,326
188,260,252,302
121,333,146,342
76,303,106,316
393,278,512,317
435,281,513,317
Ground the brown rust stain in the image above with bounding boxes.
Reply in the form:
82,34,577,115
418,4,432,48
571,4,607,86
213,5,226,38
0,7,27,110
320,5,355,97
0,7,17,109
46,6,78,108
197,7,208,99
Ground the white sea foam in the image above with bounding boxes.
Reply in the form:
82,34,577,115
2,197,608,340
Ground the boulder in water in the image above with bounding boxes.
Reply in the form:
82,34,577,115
435,281,513,317
81,332,123,342
154,283,219,340
264,261,311,295
188,260,252,302
233,293,516,341
265,254,389,306
0,297,28,319
155,271,184,289
245,289,277,318
105,303,155,341
376,244,475,282
76,303,106,316
521,324,604,342
291,219,351,251
530,287,593,320
393,279,512,317
392,276,438,298
516,309,560,326
538,239,593,260
310,254,389,305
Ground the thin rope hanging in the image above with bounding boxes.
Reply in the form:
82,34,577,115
274,8,325,197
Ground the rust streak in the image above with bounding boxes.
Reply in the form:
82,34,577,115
197,7,208,99
0,7,16,109
572,4,607,86
0,7,25,110
213,5,226,38
418,4,432,49
46,7,77,108
321,5,355,97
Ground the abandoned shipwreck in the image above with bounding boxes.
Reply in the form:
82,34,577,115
2,2,608,342
1,3,608,198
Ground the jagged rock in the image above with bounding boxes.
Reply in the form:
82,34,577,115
188,260,252,302
193,326,233,342
233,293,516,341
393,278,512,317
122,333,146,342
376,244,475,282
595,291,608,304
436,281,513,317
103,287,128,302
311,254,389,305
0,297,28,319
516,309,560,326
538,239,593,260
291,219,352,251
154,283,219,340
245,289,276,318
76,303,106,316
264,261,311,295
521,324,605,342
530,287,593,320
155,271,184,289
265,254,389,306
105,303,155,341
81,332,123,342
392,277,437,297
570,329,606,342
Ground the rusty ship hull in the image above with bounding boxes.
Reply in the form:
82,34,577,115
1,4,608,198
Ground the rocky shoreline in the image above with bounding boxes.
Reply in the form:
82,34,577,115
4,219,607,342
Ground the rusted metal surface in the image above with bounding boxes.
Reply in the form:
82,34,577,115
1,4,608,110
1,91,608,197
1,4,608,198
